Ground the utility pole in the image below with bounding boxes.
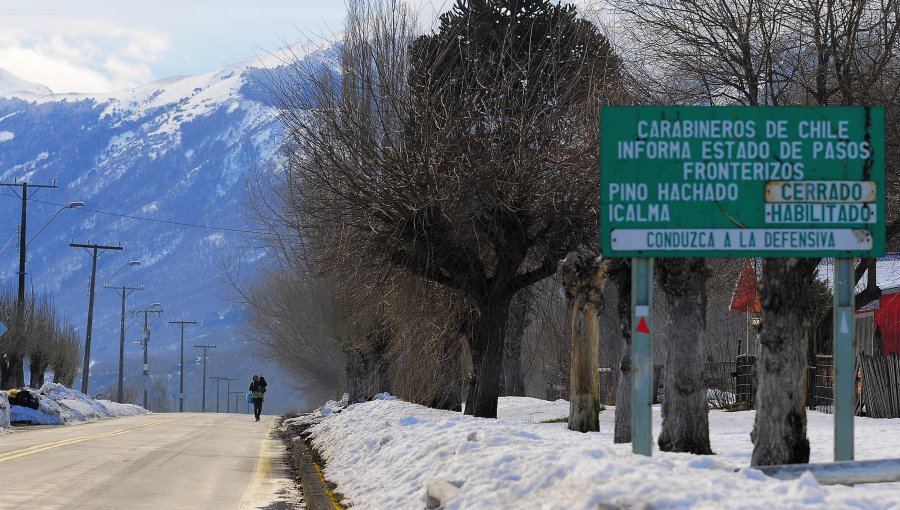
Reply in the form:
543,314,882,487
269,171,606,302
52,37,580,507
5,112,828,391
222,377,236,412
230,391,243,414
168,320,197,412
194,344,216,412
106,283,143,403
0,179,57,387
131,304,163,409
71,241,123,395
209,376,227,413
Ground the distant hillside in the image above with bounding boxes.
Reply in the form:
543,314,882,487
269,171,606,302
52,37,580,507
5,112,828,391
0,46,337,413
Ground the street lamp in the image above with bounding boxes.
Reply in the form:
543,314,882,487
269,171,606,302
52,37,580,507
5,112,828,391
102,259,141,287
26,202,84,246
104,260,142,403
131,303,163,409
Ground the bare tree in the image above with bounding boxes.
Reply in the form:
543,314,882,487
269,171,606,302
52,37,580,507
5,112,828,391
240,266,348,403
49,323,81,388
27,295,58,389
151,377,171,413
271,0,622,418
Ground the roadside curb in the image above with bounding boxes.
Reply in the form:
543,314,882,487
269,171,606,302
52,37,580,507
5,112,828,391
281,418,345,510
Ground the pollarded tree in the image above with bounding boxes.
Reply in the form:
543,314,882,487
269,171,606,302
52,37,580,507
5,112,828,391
27,296,56,389
48,322,80,388
403,0,623,417
275,0,623,417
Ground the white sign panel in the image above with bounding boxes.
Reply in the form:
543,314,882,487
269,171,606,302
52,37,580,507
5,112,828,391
765,181,877,203
611,228,873,251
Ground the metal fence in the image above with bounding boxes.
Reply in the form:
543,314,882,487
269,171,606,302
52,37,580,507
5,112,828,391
813,355,834,414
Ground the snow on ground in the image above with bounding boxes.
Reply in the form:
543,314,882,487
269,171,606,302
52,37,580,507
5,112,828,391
5,383,147,427
288,397,900,509
0,392,9,432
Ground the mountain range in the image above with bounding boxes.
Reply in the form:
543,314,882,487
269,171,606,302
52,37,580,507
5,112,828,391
0,47,330,413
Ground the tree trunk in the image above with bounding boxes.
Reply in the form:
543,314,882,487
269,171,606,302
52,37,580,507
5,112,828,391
29,354,47,389
751,257,817,466
13,355,25,388
466,294,512,418
2,353,25,389
502,292,529,397
0,360,9,390
609,259,633,443
562,253,609,433
657,257,712,454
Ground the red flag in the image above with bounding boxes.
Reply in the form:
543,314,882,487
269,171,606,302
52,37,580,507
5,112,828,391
730,260,761,313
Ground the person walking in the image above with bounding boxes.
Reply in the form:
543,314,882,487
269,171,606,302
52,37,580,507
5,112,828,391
249,375,267,421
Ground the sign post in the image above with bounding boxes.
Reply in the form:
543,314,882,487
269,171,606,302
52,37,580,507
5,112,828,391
631,257,653,456
601,106,884,458
833,258,855,460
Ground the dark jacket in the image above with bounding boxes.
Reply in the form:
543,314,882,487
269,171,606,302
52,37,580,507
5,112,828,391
250,379,267,399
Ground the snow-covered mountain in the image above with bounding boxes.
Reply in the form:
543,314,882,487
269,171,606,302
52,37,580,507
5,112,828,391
0,47,335,413
0,68,52,97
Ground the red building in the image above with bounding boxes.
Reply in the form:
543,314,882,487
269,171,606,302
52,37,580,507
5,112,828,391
874,287,900,355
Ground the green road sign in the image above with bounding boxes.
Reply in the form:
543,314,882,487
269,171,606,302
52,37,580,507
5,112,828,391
600,106,885,257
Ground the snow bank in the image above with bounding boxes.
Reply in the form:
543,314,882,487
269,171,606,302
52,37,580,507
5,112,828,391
301,397,898,509
9,383,147,426
0,391,9,432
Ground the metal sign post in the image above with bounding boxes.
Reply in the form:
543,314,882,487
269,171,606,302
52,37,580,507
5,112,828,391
600,106,884,460
833,258,855,461
631,257,654,456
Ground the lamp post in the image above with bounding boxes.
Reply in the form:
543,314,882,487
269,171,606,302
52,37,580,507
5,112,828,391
0,179,70,388
168,320,198,412
131,303,163,409
194,344,216,412
103,260,142,403
71,241,123,395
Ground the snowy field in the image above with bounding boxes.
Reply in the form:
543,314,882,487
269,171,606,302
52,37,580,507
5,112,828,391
1,383,147,431
288,397,900,509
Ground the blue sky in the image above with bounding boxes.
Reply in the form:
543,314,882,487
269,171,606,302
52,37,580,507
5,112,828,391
0,0,348,93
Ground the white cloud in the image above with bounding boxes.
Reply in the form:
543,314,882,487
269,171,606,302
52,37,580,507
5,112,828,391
0,20,169,93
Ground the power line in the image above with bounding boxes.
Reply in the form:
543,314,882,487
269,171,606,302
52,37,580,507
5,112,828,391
0,192,266,235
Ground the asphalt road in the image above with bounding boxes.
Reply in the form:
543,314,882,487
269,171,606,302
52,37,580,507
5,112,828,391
0,413,303,510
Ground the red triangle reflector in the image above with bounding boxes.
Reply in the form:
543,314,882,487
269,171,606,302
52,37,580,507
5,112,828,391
636,317,650,334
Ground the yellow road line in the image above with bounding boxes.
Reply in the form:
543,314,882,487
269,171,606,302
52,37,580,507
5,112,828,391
238,418,276,508
0,415,193,463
